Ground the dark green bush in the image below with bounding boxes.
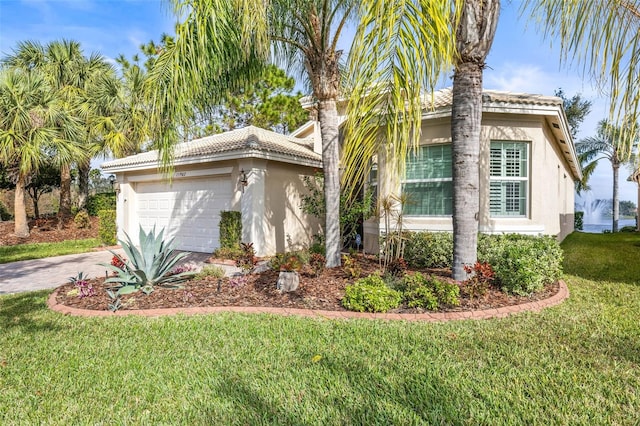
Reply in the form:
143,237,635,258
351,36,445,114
620,225,637,232
574,211,584,231
219,211,242,250
74,210,91,229
87,193,116,216
403,232,453,268
478,234,563,295
98,209,117,246
401,272,460,310
342,274,402,313
0,201,12,221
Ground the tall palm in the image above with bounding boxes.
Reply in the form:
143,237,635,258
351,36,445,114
4,40,103,221
576,120,638,232
343,0,498,280
149,0,356,267
523,0,640,155
0,68,80,237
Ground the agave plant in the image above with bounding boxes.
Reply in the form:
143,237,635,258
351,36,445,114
102,226,196,295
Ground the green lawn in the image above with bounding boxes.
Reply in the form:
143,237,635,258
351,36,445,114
0,239,101,264
1,232,639,424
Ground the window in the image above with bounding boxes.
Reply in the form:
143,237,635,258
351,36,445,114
402,144,452,216
489,141,528,217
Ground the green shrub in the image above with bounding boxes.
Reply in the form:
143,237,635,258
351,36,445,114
269,251,308,272
87,193,116,216
219,211,242,250
478,234,563,295
574,211,584,231
403,232,453,268
212,246,242,260
0,201,12,221
98,209,117,246
342,274,402,313
197,265,226,279
620,225,637,232
401,272,460,310
74,210,91,229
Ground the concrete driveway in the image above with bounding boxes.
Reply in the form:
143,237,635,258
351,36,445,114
0,249,237,295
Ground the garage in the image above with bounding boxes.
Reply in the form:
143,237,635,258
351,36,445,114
135,176,232,252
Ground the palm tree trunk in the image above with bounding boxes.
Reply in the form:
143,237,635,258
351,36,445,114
14,174,30,238
318,99,341,268
613,162,619,232
451,0,500,281
77,158,91,211
58,163,72,228
451,62,482,280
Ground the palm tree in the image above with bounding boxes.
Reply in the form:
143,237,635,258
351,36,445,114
522,0,640,155
0,68,80,237
343,0,498,280
3,40,106,221
576,120,638,232
149,0,356,267
345,0,639,279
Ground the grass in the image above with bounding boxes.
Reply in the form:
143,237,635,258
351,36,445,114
0,239,101,264
1,233,639,424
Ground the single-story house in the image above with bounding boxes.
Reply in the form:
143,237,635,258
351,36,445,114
102,88,580,256
101,126,322,256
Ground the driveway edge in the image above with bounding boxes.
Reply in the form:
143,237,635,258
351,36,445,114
47,280,569,322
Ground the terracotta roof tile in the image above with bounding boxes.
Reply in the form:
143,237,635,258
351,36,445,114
102,126,320,169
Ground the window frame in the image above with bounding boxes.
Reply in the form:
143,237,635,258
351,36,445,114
489,141,530,218
401,143,453,217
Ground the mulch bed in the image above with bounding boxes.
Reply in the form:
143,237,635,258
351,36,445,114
55,255,559,313
0,217,99,246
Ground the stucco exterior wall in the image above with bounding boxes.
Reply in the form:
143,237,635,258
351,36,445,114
262,162,322,255
363,113,576,253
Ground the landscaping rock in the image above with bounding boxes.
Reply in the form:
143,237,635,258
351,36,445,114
277,271,299,292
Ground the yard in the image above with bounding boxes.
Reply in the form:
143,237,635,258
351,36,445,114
1,232,639,424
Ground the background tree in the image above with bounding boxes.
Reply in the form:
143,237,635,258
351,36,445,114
619,200,636,218
211,65,309,134
25,160,61,219
149,0,357,267
577,119,638,232
0,67,79,237
3,40,106,220
554,88,593,194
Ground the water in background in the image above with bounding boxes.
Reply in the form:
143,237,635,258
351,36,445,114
582,218,636,233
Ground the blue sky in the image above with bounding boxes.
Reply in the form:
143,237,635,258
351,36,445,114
1,0,636,209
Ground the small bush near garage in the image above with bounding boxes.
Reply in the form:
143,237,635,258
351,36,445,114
478,234,563,295
342,274,402,313
98,209,117,246
74,210,91,229
403,232,453,268
87,193,116,216
219,211,242,249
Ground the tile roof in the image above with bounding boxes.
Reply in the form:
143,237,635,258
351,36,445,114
424,87,563,110
102,126,321,170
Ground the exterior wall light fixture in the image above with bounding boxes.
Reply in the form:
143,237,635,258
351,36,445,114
239,169,248,192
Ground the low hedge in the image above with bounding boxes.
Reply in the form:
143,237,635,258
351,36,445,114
98,209,117,246
402,231,563,295
87,193,116,216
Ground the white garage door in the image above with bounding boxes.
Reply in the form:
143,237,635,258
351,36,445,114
135,176,232,252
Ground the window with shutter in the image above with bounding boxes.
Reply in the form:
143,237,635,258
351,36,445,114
489,142,529,217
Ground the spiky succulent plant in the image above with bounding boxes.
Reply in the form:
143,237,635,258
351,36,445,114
102,226,196,295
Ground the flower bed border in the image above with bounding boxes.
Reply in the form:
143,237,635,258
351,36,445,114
47,280,569,322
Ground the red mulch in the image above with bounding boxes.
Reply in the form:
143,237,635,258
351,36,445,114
1,219,559,313
55,255,559,313
0,217,99,246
